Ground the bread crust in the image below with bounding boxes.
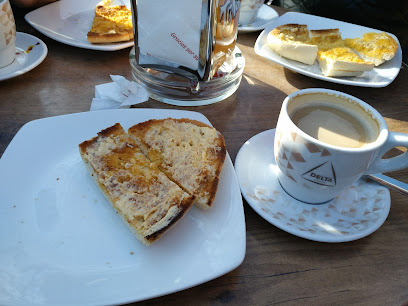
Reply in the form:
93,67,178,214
79,123,195,245
128,118,226,210
87,30,133,44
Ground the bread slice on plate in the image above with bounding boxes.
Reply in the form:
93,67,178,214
87,0,133,44
345,32,398,66
267,24,318,65
317,47,374,77
128,118,226,210
79,123,195,245
309,28,345,51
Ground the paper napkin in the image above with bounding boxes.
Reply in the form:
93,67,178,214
90,75,150,111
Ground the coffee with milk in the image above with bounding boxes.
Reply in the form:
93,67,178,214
288,92,379,149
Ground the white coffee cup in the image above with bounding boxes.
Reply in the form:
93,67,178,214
238,0,264,25
274,88,408,204
0,0,16,68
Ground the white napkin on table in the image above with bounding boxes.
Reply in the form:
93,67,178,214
90,75,150,111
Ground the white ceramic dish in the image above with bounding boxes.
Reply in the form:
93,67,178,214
235,129,391,243
0,109,246,305
25,0,134,51
238,4,279,33
254,12,402,87
0,32,47,81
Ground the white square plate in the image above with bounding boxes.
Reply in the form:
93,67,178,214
0,109,246,305
25,0,134,51
255,12,403,87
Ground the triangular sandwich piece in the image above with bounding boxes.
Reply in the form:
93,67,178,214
317,47,374,77
128,118,226,210
79,123,195,245
87,1,133,44
309,28,346,51
267,24,318,65
345,32,398,66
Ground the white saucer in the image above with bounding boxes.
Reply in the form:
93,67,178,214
0,32,47,81
235,129,391,243
238,5,279,33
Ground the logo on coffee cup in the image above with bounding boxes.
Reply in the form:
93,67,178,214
302,162,336,187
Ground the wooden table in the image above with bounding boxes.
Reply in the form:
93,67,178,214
2,5,407,305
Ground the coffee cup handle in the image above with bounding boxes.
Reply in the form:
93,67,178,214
365,132,408,175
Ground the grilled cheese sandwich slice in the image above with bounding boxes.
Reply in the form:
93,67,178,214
79,123,195,245
345,32,398,66
87,1,133,44
317,47,374,77
267,24,318,65
309,28,345,51
128,118,226,210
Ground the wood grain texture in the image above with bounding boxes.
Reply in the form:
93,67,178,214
1,5,407,305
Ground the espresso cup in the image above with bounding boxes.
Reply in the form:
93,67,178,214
274,88,408,204
0,0,16,68
238,0,264,25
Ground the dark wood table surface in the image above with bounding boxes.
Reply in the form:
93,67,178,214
1,5,407,305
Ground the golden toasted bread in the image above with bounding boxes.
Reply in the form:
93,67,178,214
317,47,374,77
87,1,133,44
309,28,345,51
79,123,195,245
128,118,226,210
267,24,318,65
345,32,398,66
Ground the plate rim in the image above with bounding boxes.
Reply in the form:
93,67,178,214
0,32,48,81
235,128,391,243
0,108,246,305
254,11,403,88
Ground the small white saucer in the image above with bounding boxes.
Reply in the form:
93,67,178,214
235,129,391,243
238,5,279,33
0,32,47,81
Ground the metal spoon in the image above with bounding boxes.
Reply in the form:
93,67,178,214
366,173,408,197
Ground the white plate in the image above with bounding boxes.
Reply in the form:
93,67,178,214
235,129,391,243
238,4,279,33
25,0,134,51
254,12,403,87
0,109,246,305
0,32,47,81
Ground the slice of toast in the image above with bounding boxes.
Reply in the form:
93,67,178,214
128,118,226,210
87,1,133,44
317,47,374,77
309,28,345,51
267,24,318,65
79,123,195,245
345,32,398,66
